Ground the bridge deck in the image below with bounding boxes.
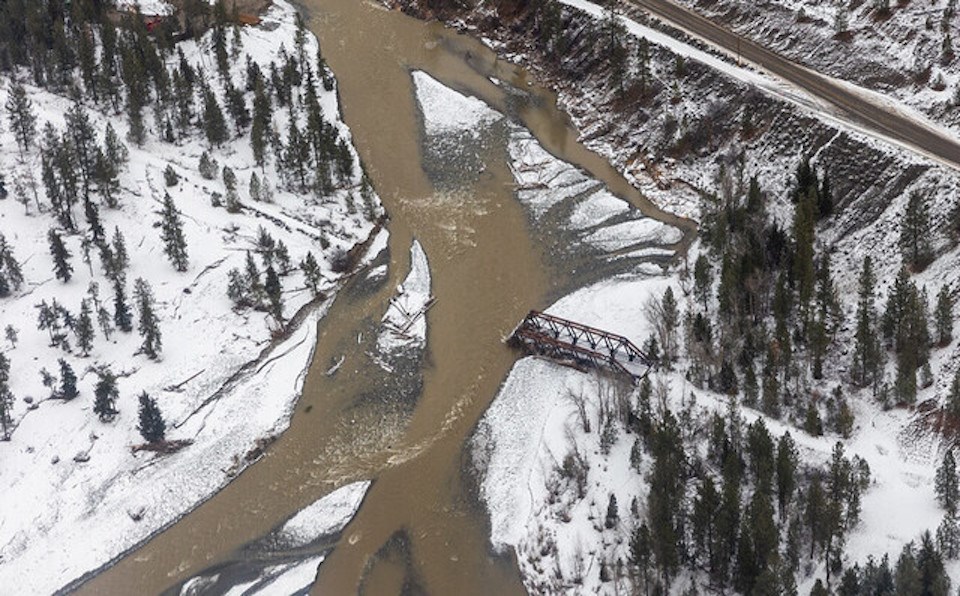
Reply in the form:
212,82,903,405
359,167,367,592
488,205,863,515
508,310,654,381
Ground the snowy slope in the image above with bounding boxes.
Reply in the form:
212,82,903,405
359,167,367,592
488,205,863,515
0,2,383,592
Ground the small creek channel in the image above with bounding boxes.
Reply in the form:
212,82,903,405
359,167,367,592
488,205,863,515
78,1,694,594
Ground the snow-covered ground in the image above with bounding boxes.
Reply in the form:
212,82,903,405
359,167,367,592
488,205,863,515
0,2,383,592
274,480,371,549
562,0,960,173
670,0,960,136
473,262,953,593
377,240,432,358
178,481,372,596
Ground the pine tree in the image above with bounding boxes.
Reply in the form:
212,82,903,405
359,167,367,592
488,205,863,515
95,147,121,208
630,523,653,593
93,368,119,422
793,188,818,319
199,151,218,180
109,227,129,283
134,278,162,359
693,254,711,311
0,353,13,440
852,256,881,388
226,268,250,309
948,370,960,419
47,229,73,282
224,80,250,133
935,285,954,346
127,97,146,147
75,299,95,356
937,509,960,560
5,80,37,156
0,234,24,295
818,171,833,219
159,193,189,271
937,451,959,515
250,77,272,166
113,278,133,333
916,531,950,595
202,86,229,147
65,101,97,201
776,432,798,518
58,358,78,400
605,493,619,529
901,191,934,271
264,265,283,323
137,391,166,443
691,475,719,571
301,251,322,297
104,123,129,170
646,411,685,588
223,166,241,212
245,251,264,307
5,325,17,348
249,172,262,201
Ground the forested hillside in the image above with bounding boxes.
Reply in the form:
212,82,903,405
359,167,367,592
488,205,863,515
0,0,383,591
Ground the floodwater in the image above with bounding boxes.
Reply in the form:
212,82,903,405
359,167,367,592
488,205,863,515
77,1,693,594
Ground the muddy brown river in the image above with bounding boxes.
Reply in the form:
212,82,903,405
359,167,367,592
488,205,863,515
76,1,692,594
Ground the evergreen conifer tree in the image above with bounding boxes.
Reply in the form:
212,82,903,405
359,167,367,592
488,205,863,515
0,353,13,440
249,172,262,201
250,77,272,166
93,368,119,422
948,369,960,419
776,432,798,518
113,278,133,333
937,509,960,560
65,101,97,200
47,229,73,282
202,86,229,147
75,299,95,356
137,391,166,443
159,193,189,271
109,227,129,283
104,123,129,170
852,256,881,388
647,411,685,589
900,191,934,271
58,358,78,400
0,234,24,296
301,251,322,297
5,80,37,156
134,278,162,359
224,80,250,133
245,251,264,306
935,285,954,346
936,451,959,515
199,151,218,180
916,531,950,595
265,265,283,323
226,268,249,309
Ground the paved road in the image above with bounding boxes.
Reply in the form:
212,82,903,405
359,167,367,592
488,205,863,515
626,0,960,170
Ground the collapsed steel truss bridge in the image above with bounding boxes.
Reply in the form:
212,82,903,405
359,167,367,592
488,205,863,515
508,310,655,382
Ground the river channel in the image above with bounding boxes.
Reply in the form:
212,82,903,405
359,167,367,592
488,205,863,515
77,0,693,594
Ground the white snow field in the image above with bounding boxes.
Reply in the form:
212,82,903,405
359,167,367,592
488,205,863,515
0,2,384,592
377,240,432,358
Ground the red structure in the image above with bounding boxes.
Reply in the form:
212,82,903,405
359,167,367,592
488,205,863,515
509,310,654,382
